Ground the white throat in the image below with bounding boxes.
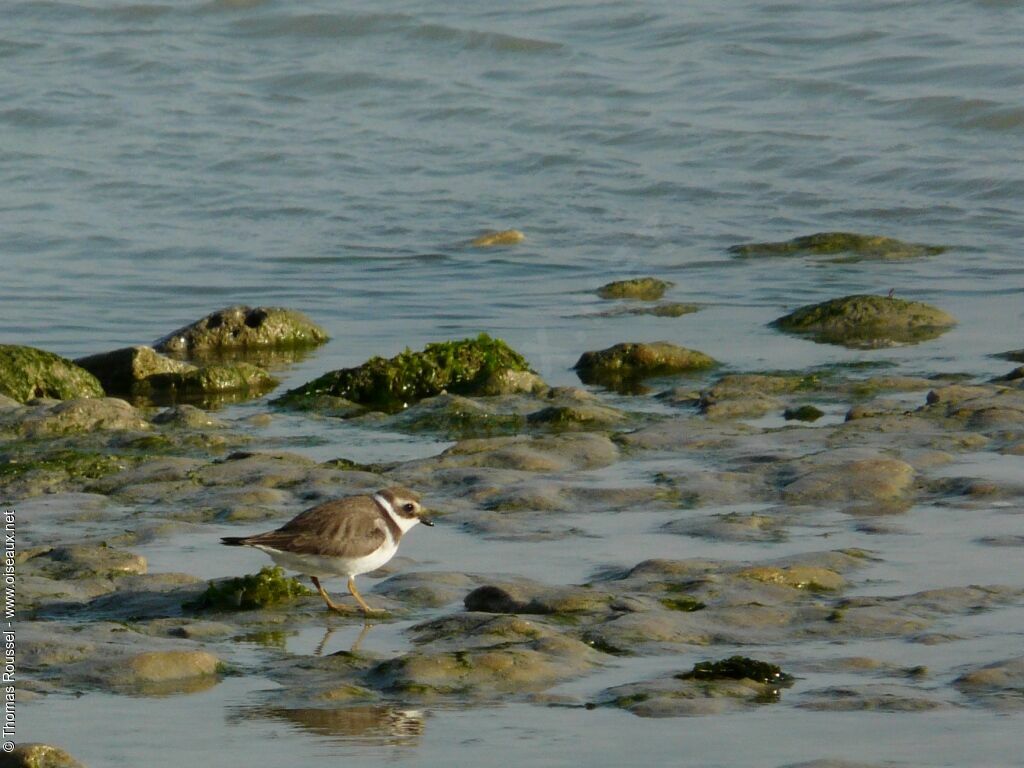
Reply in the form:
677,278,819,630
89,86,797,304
374,493,420,534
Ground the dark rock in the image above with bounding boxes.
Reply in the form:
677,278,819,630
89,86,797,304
155,305,328,355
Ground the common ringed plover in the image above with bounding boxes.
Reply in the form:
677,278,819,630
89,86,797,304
221,487,431,615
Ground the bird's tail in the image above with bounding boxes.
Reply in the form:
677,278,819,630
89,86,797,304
220,536,249,546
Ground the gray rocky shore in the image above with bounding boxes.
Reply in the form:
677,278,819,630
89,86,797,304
5,301,1024,763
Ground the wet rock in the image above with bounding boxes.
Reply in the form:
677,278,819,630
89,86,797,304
154,305,328,355
599,663,788,717
0,450,135,500
0,743,86,768
526,403,626,429
372,394,525,438
797,684,947,711
471,229,525,247
592,303,700,318
276,333,536,413
374,572,477,608
782,457,916,505
422,433,619,473
369,634,596,695
729,232,945,261
664,510,788,542
77,649,222,694
144,362,278,399
24,545,147,580
681,655,793,685
18,397,150,437
737,564,846,591
409,613,550,647
700,392,782,420
596,277,673,301
994,348,1024,364
773,295,956,348
574,342,717,390
705,373,822,398
465,581,613,615
187,567,313,611
151,404,228,428
73,345,192,393
953,656,1024,710
0,345,104,404
476,369,547,396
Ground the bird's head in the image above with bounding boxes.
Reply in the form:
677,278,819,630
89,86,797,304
377,487,434,528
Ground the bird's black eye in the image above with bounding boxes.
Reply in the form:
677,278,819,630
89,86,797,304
402,502,416,513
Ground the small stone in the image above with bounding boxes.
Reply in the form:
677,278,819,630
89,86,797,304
596,278,673,301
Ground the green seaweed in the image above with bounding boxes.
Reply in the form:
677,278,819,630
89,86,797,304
0,449,131,483
678,656,794,686
659,596,707,612
185,566,313,611
784,405,825,422
275,333,533,413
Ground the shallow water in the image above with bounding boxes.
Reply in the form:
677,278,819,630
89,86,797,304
7,0,1024,764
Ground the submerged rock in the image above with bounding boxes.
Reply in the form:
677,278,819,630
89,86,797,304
953,656,1024,710
277,334,537,412
591,303,700,318
0,345,104,404
471,229,525,247
599,659,791,717
574,342,717,390
596,277,673,301
74,649,223,695
729,232,945,261
154,306,328,356
773,295,956,349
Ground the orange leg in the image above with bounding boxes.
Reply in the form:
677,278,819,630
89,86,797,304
310,576,356,614
348,576,386,616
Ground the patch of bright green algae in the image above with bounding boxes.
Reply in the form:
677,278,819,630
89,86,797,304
0,449,131,483
729,232,946,261
0,345,105,403
659,596,707,612
186,566,312,611
276,333,534,413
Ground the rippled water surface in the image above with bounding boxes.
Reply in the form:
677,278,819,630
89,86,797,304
6,0,1024,765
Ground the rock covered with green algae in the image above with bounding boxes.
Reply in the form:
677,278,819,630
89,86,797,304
773,295,956,348
187,566,313,611
574,342,718,390
729,232,945,261
74,346,193,392
154,305,328,356
596,277,673,301
0,345,104,404
0,743,87,768
277,334,539,412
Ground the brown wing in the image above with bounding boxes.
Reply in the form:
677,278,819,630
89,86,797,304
240,496,387,559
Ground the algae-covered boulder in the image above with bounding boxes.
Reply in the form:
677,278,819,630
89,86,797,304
594,302,700,318
276,334,537,413
154,306,328,356
0,345,104,404
186,566,312,611
729,232,945,261
596,278,673,301
574,342,717,390
471,229,524,247
773,295,956,348
0,743,86,768
146,362,278,396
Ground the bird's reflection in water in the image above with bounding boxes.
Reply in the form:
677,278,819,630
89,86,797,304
257,705,425,747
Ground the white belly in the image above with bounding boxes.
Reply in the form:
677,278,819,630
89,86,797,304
255,539,398,579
